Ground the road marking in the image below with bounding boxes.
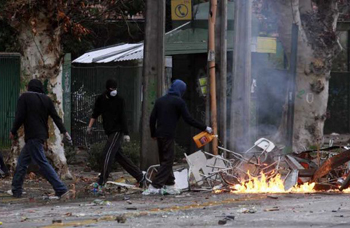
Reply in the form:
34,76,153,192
42,195,267,228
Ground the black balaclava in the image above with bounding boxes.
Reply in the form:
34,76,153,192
28,79,44,93
106,79,117,90
105,79,118,98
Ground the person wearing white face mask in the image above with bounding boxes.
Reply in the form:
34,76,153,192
87,79,145,187
109,89,117,97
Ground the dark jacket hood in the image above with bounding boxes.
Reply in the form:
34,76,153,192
106,79,117,90
28,79,44,93
168,79,186,97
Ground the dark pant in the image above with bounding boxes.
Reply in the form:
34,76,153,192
12,139,68,196
152,138,175,189
98,132,143,185
0,151,9,175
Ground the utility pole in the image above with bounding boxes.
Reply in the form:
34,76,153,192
141,0,165,170
217,0,227,148
208,0,218,155
286,24,298,151
229,0,252,152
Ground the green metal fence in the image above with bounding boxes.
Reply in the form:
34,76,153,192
71,64,142,147
324,72,350,134
62,54,72,134
0,53,20,148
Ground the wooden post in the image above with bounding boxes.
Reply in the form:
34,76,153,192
208,0,218,155
141,0,165,170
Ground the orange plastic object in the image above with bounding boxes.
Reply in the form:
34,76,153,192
193,131,215,148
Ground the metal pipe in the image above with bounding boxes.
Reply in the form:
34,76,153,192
286,23,299,151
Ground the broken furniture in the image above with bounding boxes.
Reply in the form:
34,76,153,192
185,137,350,192
211,138,280,183
185,150,227,189
144,164,190,191
184,138,283,189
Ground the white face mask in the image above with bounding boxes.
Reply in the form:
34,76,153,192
110,90,117,97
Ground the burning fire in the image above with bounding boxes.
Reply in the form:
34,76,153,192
213,171,350,194
342,188,350,193
228,172,316,194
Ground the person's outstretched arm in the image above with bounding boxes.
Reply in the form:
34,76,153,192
180,101,207,131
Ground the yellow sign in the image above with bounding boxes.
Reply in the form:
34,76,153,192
171,0,192,20
257,37,277,53
198,77,207,96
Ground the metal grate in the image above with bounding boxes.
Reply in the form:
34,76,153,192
0,53,20,148
71,64,142,147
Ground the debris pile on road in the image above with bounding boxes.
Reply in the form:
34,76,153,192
183,137,350,193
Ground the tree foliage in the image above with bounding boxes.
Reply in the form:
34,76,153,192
253,0,350,61
0,20,20,52
0,0,145,56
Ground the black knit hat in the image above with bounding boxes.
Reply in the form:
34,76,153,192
28,79,44,93
106,79,117,90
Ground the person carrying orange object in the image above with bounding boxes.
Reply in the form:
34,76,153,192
144,79,212,195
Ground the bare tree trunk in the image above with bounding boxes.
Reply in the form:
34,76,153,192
9,16,72,179
270,0,341,152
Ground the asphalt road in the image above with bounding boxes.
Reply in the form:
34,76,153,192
1,190,350,228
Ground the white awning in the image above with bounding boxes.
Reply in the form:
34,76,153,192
73,43,143,63
73,22,190,64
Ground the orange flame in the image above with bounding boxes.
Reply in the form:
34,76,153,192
342,188,350,193
229,172,316,193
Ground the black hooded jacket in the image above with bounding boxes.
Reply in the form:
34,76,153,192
150,80,206,138
11,79,67,142
91,91,129,136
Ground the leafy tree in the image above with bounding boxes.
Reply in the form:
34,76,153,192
0,0,144,178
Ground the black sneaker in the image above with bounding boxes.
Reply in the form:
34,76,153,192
138,171,147,189
8,190,22,198
57,191,71,200
12,193,22,198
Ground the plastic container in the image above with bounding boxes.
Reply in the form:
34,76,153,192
193,131,216,148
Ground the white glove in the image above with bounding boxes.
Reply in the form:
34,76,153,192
124,135,131,143
65,132,73,146
87,126,92,135
205,126,213,134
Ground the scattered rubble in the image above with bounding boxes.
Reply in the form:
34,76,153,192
267,195,279,199
42,196,59,200
116,215,127,223
217,215,235,225
237,207,257,213
93,199,111,206
218,219,227,225
183,137,350,193
52,219,62,224
264,207,280,212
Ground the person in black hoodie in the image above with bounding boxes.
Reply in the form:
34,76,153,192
87,79,145,187
10,79,71,198
144,79,212,195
